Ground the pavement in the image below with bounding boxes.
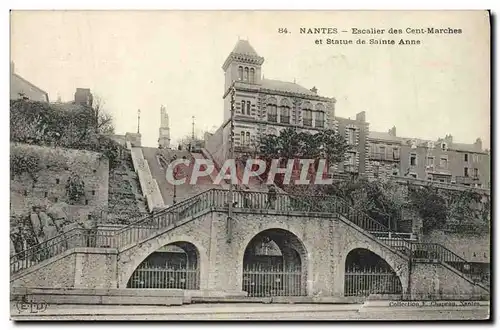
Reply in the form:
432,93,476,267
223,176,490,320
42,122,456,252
10,302,490,321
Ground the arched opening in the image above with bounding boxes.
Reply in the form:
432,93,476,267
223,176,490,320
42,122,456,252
242,228,307,297
127,241,200,290
344,248,402,297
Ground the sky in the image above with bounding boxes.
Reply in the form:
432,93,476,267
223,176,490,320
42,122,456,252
10,10,490,149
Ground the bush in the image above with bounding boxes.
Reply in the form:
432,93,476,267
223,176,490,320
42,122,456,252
10,99,122,169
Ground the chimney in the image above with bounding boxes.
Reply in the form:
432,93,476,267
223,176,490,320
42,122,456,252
74,88,93,107
388,126,397,137
355,111,366,122
310,86,318,94
444,134,453,145
474,138,482,151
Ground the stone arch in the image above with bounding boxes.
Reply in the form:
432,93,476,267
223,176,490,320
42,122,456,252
118,235,209,289
342,246,406,297
126,241,201,289
240,227,309,296
314,103,325,111
302,101,312,110
280,98,291,107
266,96,277,105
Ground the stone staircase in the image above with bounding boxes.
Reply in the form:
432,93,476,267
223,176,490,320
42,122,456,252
9,187,490,292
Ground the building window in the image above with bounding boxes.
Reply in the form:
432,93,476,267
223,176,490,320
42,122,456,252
302,102,313,127
464,154,469,162
240,100,245,114
250,68,255,83
267,101,277,122
315,103,325,128
441,142,447,151
379,146,386,157
410,153,417,166
280,106,290,124
92,190,95,196
393,148,400,160
373,165,379,178
238,66,243,81
56,178,60,184
246,101,251,115
246,132,251,146
303,110,313,127
280,99,291,124
85,199,89,205
473,168,479,178
440,156,448,169
44,192,48,198
315,111,325,128
426,156,434,167
244,67,249,81
464,167,469,177
240,132,245,145
347,128,355,145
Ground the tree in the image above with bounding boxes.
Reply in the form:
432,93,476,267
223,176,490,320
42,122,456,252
258,127,349,186
407,184,448,234
89,95,115,135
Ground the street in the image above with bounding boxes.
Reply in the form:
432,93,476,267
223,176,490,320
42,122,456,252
11,302,490,321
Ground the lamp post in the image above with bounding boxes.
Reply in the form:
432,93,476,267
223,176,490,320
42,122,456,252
227,81,236,243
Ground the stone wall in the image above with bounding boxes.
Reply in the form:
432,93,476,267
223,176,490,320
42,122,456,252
10,143,109,256
421,230,490,263
11,252,77,288
11,248,118,289
410,262,488,299
10,143,109,221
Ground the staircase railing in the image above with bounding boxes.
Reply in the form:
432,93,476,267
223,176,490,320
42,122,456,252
112,188,228,248
10,188,489,288
239,189,487,286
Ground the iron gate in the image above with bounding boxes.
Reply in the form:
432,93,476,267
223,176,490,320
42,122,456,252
345,266,402,296
242,265,304,297
127,265,199,289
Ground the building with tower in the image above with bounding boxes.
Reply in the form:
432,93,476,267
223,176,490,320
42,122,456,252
206,39,367,175
158,105,171,149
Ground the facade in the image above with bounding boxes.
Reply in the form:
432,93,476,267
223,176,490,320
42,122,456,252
158,105,171,149
10,62,49,102
218,39,367,175
367,127,490,188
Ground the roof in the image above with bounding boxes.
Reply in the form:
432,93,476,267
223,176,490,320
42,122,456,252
11,73,49,102
231,39,260,57
261,79,317,96
368,131,402,142
451,142,481,153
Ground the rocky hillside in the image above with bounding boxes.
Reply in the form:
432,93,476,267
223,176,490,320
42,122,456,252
107,150,149,224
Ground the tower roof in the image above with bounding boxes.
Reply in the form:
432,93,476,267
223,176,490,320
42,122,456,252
222,39,264,70
231,39,260,57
